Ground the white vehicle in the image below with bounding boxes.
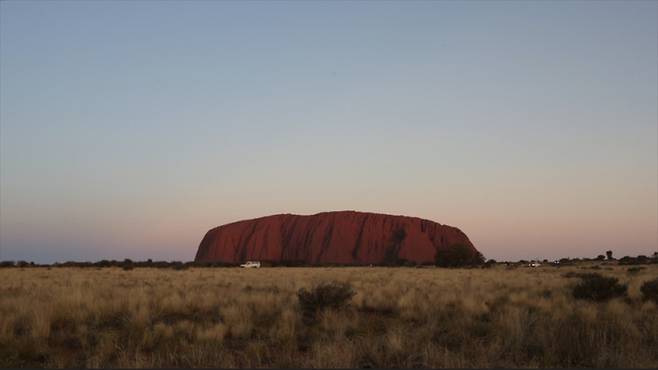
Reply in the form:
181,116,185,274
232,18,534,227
529,262,541,267
240,261,261,268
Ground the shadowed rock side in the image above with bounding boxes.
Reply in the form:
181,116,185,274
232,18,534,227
194,211,478,265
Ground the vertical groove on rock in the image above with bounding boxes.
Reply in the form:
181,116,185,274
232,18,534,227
351,214,370,262
238,221,258,262
280,216,298,262
318,219,335,263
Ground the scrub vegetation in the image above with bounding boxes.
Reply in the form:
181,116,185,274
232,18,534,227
1,263,657,368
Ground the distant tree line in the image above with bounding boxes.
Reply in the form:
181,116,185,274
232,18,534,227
0,259,241,269
1,249,655,269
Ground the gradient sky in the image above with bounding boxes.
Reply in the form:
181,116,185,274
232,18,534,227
1,1,656,263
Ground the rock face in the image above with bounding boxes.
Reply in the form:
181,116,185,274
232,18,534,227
194,211,479,265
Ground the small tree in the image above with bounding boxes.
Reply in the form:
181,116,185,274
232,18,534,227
596,255,605,261
606,250,613,260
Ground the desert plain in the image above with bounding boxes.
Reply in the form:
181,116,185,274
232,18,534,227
1,262,657,368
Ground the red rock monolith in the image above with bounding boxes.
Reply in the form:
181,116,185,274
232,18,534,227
194,211,479,265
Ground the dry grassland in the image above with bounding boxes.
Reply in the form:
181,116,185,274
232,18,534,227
1,264,657,368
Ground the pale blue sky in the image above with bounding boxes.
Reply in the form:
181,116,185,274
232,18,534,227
1,1,656,262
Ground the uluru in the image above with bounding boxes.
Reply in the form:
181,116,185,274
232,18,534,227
195,211,480,265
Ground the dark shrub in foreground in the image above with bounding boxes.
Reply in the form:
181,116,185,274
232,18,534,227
640,278,658,303
563,271,599,279
572,273,627,301
297,281,355,322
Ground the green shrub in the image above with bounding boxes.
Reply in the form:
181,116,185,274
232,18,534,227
297,281,355,323
572,273,627,301
435,244,484,267
94,260,111,268
640,278,658,303
558,258,573,265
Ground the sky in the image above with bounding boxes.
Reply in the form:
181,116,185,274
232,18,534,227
1,1,656,263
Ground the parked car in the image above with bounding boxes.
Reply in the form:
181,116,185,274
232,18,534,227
529,262,541,267
240,261,261,268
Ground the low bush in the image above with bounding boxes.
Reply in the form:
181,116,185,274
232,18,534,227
640,278,658,303
627,267,645,274
618,256,652,265
297,281,355,323
563,271,598,279
572,273,627,301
